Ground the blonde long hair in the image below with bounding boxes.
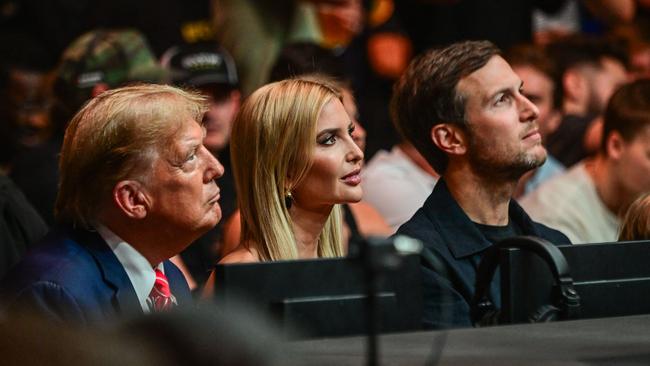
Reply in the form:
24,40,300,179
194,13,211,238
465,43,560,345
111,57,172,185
231,77,345,261
619,192,650,241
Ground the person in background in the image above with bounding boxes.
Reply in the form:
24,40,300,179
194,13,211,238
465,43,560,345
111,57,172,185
211,0,324,96
522,79,650,244
0,33,54,150
161,42,240,289
505,43,566,198
612,23,650,81
544,35,628,167
394,0,567,54
0,118,48,280
0,33,55,227
392,40,570,329
619,192,650,241
362,141,438,232
0,34,51,278
1,84,224,325
9,29,168,226
532,0,637,45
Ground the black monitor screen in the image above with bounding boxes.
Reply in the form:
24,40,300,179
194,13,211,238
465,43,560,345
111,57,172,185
211,255,423,338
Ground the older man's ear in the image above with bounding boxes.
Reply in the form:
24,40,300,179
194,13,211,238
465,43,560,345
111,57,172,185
113,181,149,219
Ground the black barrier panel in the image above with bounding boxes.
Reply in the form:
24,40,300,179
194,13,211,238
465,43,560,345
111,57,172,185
500,240,650,323
212,255,423,338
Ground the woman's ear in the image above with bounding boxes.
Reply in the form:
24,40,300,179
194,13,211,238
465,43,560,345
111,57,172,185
431,123,468,157
113,180,149,219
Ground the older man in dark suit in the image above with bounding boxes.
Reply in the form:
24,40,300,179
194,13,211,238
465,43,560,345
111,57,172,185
1,84,224,325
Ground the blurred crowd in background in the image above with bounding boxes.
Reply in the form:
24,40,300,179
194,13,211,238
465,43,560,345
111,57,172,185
2,0,650,288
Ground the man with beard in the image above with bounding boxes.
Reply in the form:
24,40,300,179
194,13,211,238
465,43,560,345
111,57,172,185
391,40,571,329
544,36,628,167
522,79,650,244
505,43,565,198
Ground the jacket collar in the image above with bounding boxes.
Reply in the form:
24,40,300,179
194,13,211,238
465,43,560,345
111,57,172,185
423,179,541,259
69,226,143,316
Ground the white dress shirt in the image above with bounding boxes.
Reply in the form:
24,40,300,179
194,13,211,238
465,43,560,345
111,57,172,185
96,224,164,313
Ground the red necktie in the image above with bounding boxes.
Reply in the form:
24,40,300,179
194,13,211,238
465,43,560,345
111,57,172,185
148,268,177,312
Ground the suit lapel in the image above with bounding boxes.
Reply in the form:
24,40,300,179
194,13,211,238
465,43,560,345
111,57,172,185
164,260,193,306
73,228,143,317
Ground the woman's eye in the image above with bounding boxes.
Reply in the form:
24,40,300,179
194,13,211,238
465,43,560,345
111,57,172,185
320,135,336,145
348,126,355,137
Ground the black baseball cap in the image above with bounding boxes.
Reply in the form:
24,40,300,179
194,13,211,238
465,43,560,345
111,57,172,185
161,42,238,88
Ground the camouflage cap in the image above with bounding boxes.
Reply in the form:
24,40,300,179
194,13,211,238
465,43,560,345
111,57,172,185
54,29,168,112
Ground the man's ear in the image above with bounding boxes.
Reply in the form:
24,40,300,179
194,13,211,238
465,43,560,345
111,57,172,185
113,180,149,219
583,116,604,155
431,123,468,156
605,130,626,160
563,69,586,102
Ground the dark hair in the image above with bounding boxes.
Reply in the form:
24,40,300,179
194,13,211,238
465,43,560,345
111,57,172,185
269,42,345,82
602,79,650,152
390,40,500,174
0,118,17,166
505,43,559,109
546,35,629,110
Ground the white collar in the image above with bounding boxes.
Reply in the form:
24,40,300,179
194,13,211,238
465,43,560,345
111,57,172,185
95,223,163,313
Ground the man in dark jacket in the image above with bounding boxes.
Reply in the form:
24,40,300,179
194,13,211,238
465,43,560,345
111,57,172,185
391,40,571,329
1,84,225,325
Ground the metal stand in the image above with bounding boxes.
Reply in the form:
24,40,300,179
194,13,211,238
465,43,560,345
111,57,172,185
354,236,423,366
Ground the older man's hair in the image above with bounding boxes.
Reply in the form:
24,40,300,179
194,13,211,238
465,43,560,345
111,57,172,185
602,79,650,154
391,40,500,174
55,83,208,228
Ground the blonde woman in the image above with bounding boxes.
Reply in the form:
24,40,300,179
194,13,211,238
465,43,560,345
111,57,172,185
219,77,364,263
619,192,650,241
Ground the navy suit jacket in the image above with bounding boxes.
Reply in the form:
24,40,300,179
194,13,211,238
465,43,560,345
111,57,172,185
0,225,192,325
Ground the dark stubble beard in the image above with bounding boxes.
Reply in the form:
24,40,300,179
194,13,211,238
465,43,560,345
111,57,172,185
467,137,547,182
